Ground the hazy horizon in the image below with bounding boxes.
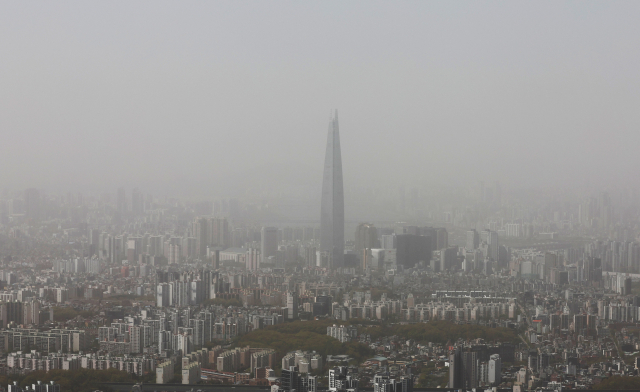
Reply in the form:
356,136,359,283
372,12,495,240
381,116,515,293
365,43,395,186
2,1,640,198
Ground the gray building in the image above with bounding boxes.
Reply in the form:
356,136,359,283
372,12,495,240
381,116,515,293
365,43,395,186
488,354,501,384
320,110,345,269
261,227,279,264
466,229,479,251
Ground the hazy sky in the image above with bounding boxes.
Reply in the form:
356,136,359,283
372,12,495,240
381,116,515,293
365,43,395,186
2,1,640,197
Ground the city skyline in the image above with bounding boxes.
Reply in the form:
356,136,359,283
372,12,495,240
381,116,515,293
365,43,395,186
2,2,640,390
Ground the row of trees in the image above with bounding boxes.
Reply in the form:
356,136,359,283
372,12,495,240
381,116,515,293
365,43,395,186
203,298,243,307
592,375,640,390
0,368,138,392
52,307,94,322
362,320,519,344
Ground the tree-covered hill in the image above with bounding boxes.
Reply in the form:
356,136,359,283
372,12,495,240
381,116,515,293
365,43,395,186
237,319,374,366
362,320,519,344
237,319,518,369
592,376,640,390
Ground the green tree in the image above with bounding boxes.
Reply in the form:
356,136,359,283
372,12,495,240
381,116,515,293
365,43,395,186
238,320,374,367
593,376,640,390
15,368,136,392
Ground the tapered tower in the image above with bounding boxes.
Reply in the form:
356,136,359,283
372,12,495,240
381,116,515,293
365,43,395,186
320,110,344,268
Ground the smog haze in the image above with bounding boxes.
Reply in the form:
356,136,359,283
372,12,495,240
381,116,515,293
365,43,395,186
1,2,639,200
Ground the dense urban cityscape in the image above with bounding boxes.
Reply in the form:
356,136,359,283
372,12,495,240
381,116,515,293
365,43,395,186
1,108,640,392
3,2,640,392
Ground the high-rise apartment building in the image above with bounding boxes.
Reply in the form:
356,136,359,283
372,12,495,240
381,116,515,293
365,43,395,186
488,354,501,385
194,217,231,259
246,248,260,271
286,292,298,320
327,324,357,343
210,217,230,249
194,217,209,258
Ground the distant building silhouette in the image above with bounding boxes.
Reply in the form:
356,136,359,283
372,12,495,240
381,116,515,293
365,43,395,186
354,223,379,253
320,110,344,268
396,234,431,268
24,188,40,221
466,229,479,251
261,227,278,264
117,187,127,216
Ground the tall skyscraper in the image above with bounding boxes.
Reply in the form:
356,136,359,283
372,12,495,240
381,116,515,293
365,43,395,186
449,348,479,389
466,229,479,251
381,234,396,250
449,348,463,389
210,217,230,249
194,217,209,258
261,227,278,264
320,110,344,268
488,354,501,385
439,246,458,272
286,292,298,320
396,234,431,268
24,188,41,221
435,227,449,250
462,351,479,389
487,230,499,261
117,187,127,215
131,187,144,215
354,223,379,253
246,248,260,271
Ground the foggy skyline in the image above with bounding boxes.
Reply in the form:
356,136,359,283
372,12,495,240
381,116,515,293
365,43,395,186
2,2,640,197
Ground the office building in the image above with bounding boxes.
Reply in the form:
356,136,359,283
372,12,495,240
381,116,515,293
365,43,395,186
320,110,345,269
329,366,358,392
24,188,41,221
117,187,127,216
486,230,499,261
354,223,379,253
261,227,278,264
194,217,209,258
396,234,431,268
466,229,479,251
449,348,478,389
287,292,298,320
439,247,458,272
381,234,396,250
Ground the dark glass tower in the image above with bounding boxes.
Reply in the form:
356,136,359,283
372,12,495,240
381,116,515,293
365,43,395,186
320,110,344,268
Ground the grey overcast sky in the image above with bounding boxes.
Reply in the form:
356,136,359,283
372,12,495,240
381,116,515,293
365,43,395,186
1,1,639,197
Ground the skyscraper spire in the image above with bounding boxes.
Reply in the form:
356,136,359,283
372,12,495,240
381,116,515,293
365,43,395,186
320,110,345,268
